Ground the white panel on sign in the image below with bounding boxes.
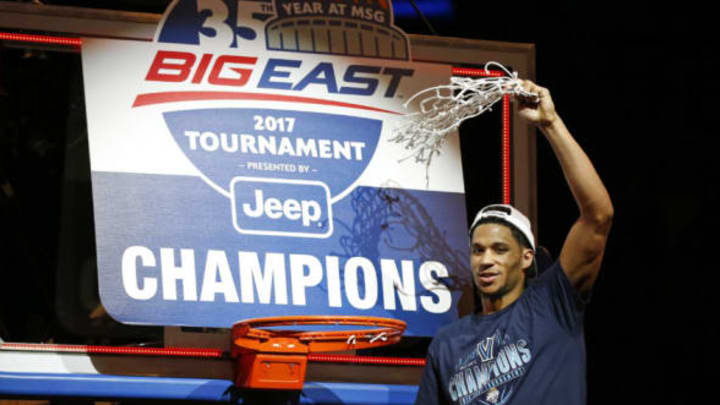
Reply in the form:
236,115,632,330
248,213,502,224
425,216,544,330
82,0,468,337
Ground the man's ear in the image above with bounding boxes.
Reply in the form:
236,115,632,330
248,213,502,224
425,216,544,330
522,248,535,269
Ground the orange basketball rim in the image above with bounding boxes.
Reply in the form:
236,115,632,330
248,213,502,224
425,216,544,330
231,315,407,390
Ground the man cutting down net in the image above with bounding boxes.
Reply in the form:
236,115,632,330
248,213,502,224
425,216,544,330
415,80,613,405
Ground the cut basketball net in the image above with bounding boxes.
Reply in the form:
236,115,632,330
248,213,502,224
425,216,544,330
390,62,538,186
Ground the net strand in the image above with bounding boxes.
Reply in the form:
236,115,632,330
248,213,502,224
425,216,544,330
390,62,538,186
368,332,388,343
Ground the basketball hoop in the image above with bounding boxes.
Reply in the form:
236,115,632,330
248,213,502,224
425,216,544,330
231,315,406,390
390,61,538,186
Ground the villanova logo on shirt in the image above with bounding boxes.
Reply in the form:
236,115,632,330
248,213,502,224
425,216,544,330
449,330,533,405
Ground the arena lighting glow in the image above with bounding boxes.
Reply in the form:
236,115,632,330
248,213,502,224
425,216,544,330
0,32,513,204
0,32,81,46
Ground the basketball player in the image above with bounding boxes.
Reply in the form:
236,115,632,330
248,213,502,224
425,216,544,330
415,80,613,404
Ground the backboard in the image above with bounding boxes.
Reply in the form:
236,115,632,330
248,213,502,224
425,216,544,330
0,1,535,403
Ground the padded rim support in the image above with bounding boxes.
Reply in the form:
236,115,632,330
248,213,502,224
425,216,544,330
0,372,420,404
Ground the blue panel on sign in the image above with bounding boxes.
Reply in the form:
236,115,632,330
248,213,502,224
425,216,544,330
301,382,419,404
0,372,236,401
0,373,418,405
93,172,470,336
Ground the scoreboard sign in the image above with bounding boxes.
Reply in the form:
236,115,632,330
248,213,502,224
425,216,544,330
82,0,470,336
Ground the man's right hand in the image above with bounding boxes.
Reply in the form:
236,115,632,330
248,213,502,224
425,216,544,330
515,80,559,129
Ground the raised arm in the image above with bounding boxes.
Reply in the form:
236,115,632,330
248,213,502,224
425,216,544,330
516,81,614,294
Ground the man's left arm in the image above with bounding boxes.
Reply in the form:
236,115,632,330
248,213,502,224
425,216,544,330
517,81,614,294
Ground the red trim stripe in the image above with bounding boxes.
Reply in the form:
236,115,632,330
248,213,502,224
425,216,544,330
307,353,425,367
1,342,425,366
0,342,223,358
132,91,401,114
451,67,504,77
452,66,513,203
502,94,511,204
0,32,82,46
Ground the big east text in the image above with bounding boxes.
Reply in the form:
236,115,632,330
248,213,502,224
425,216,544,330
145,50,414,97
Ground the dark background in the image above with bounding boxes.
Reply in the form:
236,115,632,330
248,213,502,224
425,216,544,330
1,1,718,403
446,2,719,403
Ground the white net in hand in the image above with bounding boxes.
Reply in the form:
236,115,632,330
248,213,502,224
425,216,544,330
390,62,538,186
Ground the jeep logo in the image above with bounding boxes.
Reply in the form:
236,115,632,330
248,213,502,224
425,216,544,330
242,189,322,227
231,177,332,238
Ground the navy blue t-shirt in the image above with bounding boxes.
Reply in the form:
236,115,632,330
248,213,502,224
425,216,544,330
415,260,587,405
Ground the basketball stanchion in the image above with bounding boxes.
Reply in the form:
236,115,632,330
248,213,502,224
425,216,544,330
231,315,407,390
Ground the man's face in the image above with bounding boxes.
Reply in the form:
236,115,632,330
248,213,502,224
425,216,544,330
471,223,533,298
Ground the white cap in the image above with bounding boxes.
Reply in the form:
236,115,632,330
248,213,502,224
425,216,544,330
469,204,535,250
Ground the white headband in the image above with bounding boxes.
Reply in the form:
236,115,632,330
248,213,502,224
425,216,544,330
469,204,535,250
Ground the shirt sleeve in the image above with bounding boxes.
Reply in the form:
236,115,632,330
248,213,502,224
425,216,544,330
414,346,447,405
529,260,586,332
